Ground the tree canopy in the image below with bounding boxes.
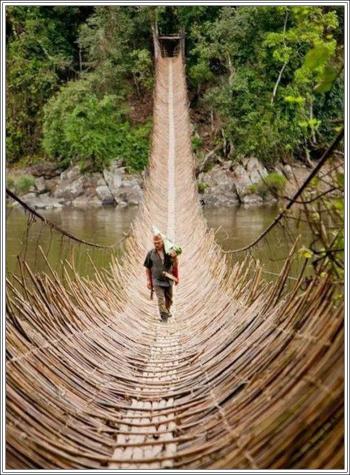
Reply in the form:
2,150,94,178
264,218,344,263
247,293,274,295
6,5,344,172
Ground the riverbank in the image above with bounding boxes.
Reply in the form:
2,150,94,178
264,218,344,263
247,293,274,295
6,156,339,210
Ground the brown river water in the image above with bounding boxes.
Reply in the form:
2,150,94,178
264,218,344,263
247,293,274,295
6,205,312,282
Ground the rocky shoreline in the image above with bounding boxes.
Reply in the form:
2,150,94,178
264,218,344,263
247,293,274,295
6,157,315,210
7,160,144,210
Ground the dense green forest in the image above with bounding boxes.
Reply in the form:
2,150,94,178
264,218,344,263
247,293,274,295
6,5,344,172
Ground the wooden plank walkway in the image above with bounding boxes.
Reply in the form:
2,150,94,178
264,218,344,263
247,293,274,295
108,57,180,469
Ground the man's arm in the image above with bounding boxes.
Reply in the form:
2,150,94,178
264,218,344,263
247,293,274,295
145,268,152,289
143,252,153,289
172,257,179,285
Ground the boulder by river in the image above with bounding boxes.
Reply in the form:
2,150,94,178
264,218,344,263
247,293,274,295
7,160,144,210
6,157,322,210
197,157,309,206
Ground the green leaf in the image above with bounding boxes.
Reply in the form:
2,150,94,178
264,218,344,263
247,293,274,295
298,246,313,259
304,43,331,70
334,198,344,211
336,172,344,189
314,65,338,93
284,95,305,104
310,177,320,187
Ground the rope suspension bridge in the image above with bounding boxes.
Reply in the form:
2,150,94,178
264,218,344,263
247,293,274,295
6,35,344,469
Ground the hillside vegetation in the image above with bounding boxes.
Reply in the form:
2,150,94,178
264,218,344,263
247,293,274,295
6,5,344,172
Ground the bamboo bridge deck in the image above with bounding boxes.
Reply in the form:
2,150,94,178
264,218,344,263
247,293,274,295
6,49,344,469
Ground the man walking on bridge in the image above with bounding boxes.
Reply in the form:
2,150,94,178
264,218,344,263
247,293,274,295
144,232,179,322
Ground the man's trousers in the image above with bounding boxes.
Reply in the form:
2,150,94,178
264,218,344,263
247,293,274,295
154,285,173,320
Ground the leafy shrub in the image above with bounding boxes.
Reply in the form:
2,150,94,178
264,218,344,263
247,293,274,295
198,182,209,194
192,136,203,151
251,172,287,199
130,49,154,94
121,121,152,172
189,61,215,90
264,172,287,194
43,80,151,172
63,94,128,172
6,176,15,190
15,175,36,194
248,183,257,194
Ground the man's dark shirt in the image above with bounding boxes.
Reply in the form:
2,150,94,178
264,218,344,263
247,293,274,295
144,248,173,287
